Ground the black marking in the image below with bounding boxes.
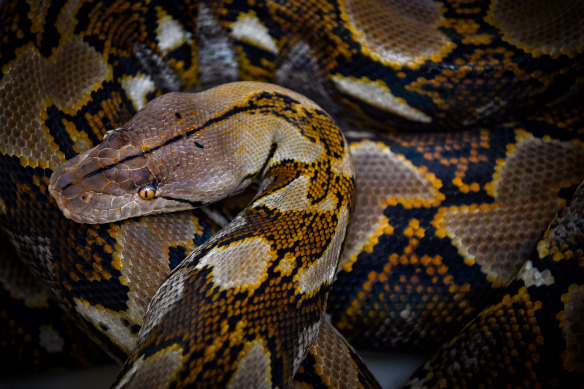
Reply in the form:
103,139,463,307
160,195,204,207
39,0,65,57
558,183,579,203
168,246,187,270
175,112,182,119
194,141,204,149
260,142,278,176
83,153,143,178
81,92,302,181
45,105,78,160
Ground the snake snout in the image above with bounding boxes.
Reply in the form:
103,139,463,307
49,166,91,222
49,150,113,222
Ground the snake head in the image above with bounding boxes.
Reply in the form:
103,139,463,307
49,91,259,224
49,127,160,224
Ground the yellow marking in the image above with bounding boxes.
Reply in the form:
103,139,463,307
62,118,94,154
235,45,274,82
27,0,50,39
462,34,493,45
228,320,247,348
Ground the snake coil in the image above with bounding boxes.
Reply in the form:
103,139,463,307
1,1,584,388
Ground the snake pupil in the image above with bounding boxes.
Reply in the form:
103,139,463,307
138,185,157,200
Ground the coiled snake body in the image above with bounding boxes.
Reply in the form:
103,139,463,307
1,1,584,388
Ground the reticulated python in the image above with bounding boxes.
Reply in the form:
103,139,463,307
1,1,583,388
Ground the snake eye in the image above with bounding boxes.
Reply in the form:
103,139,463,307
138,185,157,200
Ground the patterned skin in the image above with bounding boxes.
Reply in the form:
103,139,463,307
1,0,583,388
50,82,356,387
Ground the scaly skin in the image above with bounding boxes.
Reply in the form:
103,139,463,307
1,1,584,387
50,82,356,387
